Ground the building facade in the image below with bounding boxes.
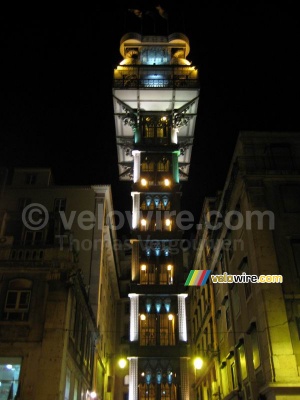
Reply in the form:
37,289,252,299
0,168,120,400
112,30,200,400
189,132,300,400
114,240,132,400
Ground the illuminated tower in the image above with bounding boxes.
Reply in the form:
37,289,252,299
113,31,199,400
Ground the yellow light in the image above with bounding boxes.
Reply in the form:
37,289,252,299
194,357,203,370
161,116,167,121
164,178,170,186
141,314,146,320
167,264,172,271
165,219,171,227
118,358,127,369
168,314,173,320
141,264,147,271
141,219,147,226
141,178,147,186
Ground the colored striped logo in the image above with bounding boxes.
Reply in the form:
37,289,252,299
184,270,211,286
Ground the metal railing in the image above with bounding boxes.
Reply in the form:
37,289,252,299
114,78,199,89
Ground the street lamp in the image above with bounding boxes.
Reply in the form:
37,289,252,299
118,358,127,369
194,357,203,370
192,349,220,400
193,358,203,400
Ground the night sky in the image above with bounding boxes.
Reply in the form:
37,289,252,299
1,2,300,237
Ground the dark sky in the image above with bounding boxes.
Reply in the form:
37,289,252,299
1,2,300,237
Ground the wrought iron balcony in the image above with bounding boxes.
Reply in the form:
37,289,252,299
113,77,199,89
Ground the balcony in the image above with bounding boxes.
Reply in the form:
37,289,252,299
236,155,300,175
131,230,183,241
129,342,188,358
130,283,186,295
113,77,199,89
0,246,74,268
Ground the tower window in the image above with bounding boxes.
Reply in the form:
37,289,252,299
141,156,155,171
139,263,173,285
157,157,170,172
141,115,171,144
140,154,172,186
139,313,175,346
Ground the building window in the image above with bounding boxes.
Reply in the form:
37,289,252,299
25,173,37,185
64,368,71,400
69,297,77,341
3,279,32,321
81,321,88,361
230,361,237,389
225,231,234,260
122,323,129,343
54,198,67,213
248,322,261,370
231,284,240,317
236,340,247,381
72,303,84,352
291,239,300,277
18,197,31,211
280,185,300,213
0,357,22,399
219,252,226,273
107,376,112,392
23,230,44,245
77,313,83,353
54,217,66,241
209,318,214,348
192,317,196,338
225,302,231,331
244,383,252,400
220,362,228,396
73,378,79,400
195,310,199,333
88,335,94,372
296,317,300,339
239,257,252,299
267,143,294,170
216,309,223,342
